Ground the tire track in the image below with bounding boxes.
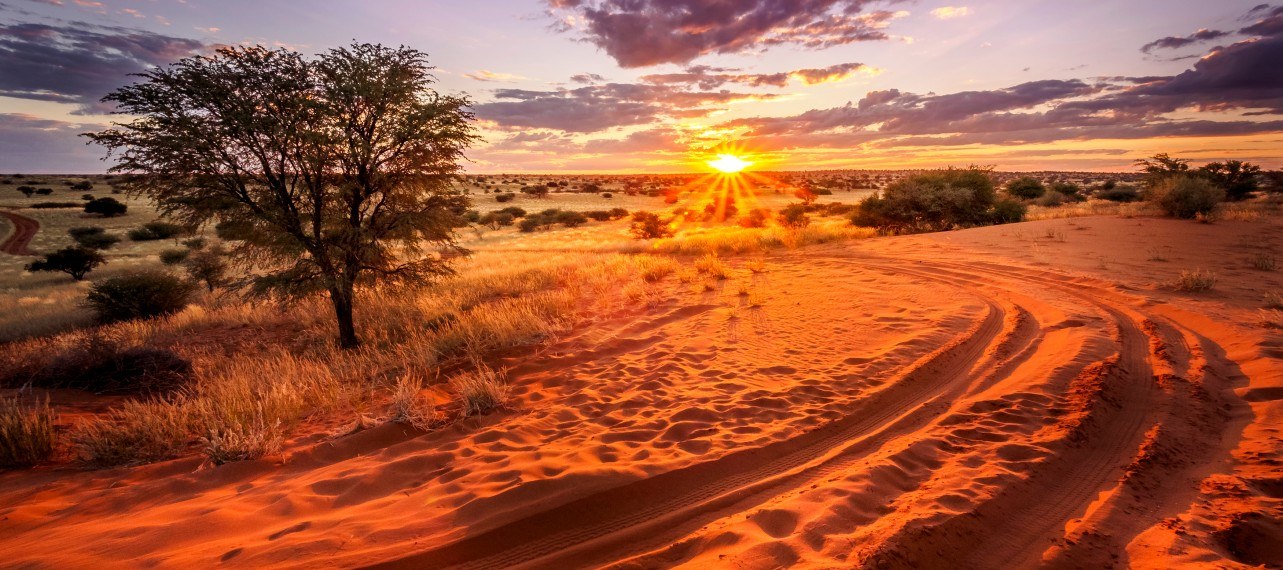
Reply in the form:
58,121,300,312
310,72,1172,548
0,210,39,256
370,280,1010,569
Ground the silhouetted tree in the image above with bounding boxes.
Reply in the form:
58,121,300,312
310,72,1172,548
1199,160,1261,201
26,247,105,281
88,43,477,348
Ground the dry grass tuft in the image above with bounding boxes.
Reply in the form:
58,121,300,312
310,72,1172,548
388,374,437,429
71,398,190,466
200,414,284,465
694,254,730,279
1250,253,1277,271
1172,269,1218,293
1261,309,1283,330
452,366,510,418
1265,291,1283,310
1,396,56,468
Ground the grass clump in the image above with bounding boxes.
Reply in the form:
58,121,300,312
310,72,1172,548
1,397,56,468
71,399,190,467
1264,291,1283,310
1172,269,1218,292
453,366,510,417
200,415,284,465
388,374,436,430
85,271,195,323
694,254,730,279
1250,253,1277,271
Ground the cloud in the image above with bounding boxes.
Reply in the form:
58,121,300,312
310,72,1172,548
0,113,106,173
0,21,206,114
545,0,907,67
641,62,873,89
1140,28,1231,53
569,72,606,83
461,70,527,83
930,6,970,19
474,82,777,133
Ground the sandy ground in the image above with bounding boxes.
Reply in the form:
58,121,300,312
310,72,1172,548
0,215,1280,569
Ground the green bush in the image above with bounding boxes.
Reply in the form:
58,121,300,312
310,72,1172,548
629,211,673,239
85,271,195,323
496,206,527,218
494,192,516,203
585,210,613,221
555,210,588,228
1148,175,1224,219
852,167,1016,232
84,197,128,217
159,248,191,265
68,226,121,249
129,221,188,241
518,217,540,233
778,204,810,228
990,199,1027,224
1006,177,1045,199
1098,186,1141,202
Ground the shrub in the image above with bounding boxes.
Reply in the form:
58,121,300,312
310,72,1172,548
479,212,515,229
184,248,229,292
738,208,770,228
159,248,191,265
1049,182,1083,200
30,201,83,209
495,192,517,203
497,206,527,218
1006,177,1046,199
555,210,588,228
518,217,540,233
1149,175,1224,219
520,185,550,198
16,185,35,197
85,271,195,323
585,210,613,221
70,181,93,191
602,192,613,198
1173,269,1217,292
128,221,188,241
452,366,510,417
214,219,256,240
607,208,629,219
629,211,673,239
1,397,56,468
851,167,1009,232
84,197,128,217
35,188,53,195
68,226,122,250
181,237,206,250
990,199,1027,224
81,194,95,200
1034,191,1068,207
26,247,105,280
1098,186,1142,202
778,204,810,228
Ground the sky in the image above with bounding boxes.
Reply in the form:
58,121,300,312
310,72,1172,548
0,0,1281,173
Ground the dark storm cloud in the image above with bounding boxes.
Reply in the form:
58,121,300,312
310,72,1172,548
641,62,869,89
545,0,905,67
474,82,777,133
0,21,205,114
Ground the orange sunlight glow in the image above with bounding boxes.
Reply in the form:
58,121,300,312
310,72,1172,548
708,154,752,173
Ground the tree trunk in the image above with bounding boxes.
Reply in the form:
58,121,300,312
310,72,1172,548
330,284,359,349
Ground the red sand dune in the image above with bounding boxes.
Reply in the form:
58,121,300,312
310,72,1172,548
0,216,1280,568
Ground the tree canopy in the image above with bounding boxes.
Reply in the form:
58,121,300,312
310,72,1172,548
88,43,477,348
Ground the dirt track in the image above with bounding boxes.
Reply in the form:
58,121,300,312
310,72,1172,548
0,210,39,255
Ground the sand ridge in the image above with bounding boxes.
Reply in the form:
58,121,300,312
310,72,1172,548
0,216,1279,568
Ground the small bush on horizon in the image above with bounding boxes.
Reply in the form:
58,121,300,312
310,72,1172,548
1006,176,1046,200
852,167,1023,233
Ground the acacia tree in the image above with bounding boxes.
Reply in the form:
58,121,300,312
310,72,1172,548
88,44,476,348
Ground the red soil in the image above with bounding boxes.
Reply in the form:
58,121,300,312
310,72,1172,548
0,216,1279,568
0,210,39,256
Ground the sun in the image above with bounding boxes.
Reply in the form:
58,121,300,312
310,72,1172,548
708,154,752,173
